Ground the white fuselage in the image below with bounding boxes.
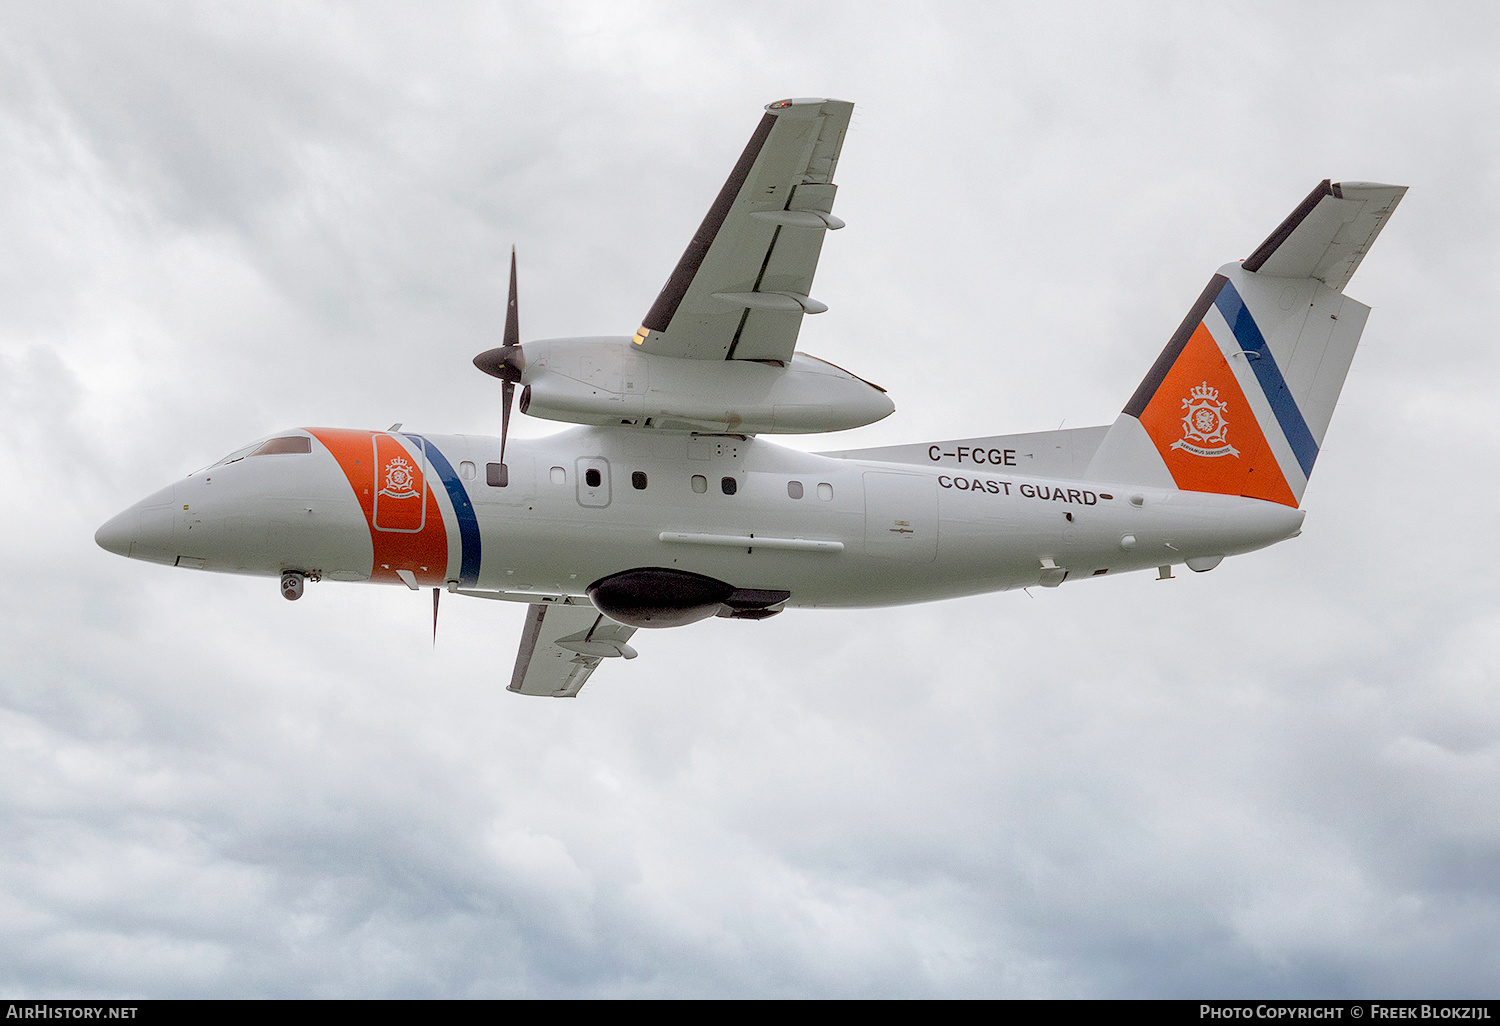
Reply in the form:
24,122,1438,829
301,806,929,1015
98,426,1305,609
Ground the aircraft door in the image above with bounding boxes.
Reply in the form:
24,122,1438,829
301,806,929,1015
863,472,937,561
576,457,611,508
372,433,429,532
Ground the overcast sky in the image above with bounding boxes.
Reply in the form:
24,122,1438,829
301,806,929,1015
3,0,1498,998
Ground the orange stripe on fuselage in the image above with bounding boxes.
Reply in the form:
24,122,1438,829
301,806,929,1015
306,427,450,586
1135,324,1297,507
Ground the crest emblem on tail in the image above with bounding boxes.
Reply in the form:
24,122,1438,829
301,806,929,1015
1172,382,1238,458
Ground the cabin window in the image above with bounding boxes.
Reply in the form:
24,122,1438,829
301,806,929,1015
250,436,311,457
720,476,737,496
487,462,508,487
550,466,566,485
459,461,476,481
632,471,648,490
691,475,707,494
787,480,803,499
817,482,834,501
585,468,602,488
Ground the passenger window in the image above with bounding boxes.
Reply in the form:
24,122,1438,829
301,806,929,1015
487,463,508,487
585,468,602,488
721,476,737,496
250,436,312,457
632,471,648,490
550,466,566,485
817,482,834,501
459,461,476,481
787,481,803,499
691,475,707,494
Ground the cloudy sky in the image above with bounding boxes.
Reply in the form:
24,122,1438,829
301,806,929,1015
3,0,1498,998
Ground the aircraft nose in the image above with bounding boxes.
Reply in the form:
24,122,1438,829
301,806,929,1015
97,482,182,564
95,508,136,557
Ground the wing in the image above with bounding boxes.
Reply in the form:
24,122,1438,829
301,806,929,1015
631,98,854,364
508,602,639,698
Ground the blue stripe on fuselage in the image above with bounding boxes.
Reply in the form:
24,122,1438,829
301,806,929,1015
408,435,481,587
1214,281,1319,478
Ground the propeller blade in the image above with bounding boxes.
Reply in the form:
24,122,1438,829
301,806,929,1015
503,244,519,350
475,246,521,478
498,246,519,473
473,247,525,380
500,378,514,469
432,587,440,647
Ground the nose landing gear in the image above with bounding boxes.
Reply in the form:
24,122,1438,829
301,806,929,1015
280,571,305,601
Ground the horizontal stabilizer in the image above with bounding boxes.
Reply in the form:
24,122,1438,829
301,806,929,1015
1243,180,1407,293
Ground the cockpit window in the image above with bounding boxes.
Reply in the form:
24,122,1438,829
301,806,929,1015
210,435,313,469
250,436,312,456
212,444,258,468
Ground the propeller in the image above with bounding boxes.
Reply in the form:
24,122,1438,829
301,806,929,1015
473,246,525,480
451,248,523,647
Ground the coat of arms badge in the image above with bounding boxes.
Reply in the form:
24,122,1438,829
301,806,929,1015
1171,382,1239,458
381,456,419,499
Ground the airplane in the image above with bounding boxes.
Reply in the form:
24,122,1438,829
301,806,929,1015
95,98,1406,697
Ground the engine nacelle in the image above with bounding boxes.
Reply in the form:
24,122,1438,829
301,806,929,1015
516,336,893,434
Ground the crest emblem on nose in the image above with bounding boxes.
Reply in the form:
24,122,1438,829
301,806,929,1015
381,456,418,499
373,434,427,533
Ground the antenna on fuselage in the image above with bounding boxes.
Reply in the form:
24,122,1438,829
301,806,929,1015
472,246,524,485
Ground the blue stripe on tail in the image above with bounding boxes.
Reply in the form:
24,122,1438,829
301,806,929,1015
1214,281,1319,478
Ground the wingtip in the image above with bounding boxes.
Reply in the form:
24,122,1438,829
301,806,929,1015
765,97,847,112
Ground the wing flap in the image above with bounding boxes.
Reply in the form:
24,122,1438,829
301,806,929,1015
635,99,854,364
508,602,638,698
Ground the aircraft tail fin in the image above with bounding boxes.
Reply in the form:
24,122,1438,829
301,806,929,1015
1086,180,1406,506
